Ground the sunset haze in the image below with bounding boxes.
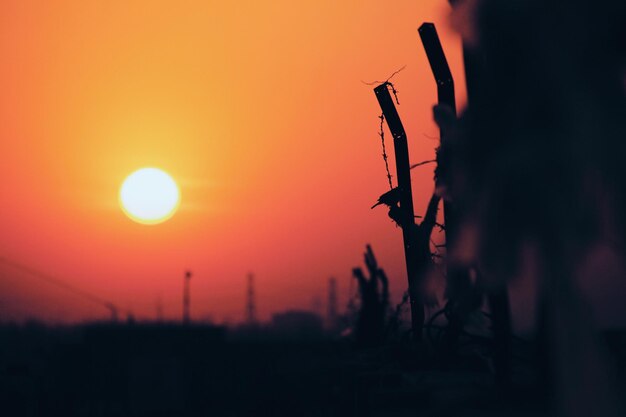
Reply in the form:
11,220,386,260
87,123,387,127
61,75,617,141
0,0,467,323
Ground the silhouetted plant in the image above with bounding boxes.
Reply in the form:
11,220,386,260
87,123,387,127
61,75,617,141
352,244,389,347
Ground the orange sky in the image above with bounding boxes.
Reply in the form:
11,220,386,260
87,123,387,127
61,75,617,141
0,0,466,324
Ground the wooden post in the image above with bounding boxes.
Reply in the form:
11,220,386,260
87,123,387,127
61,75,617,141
374,84,423,339
418,22,458,238
420,21,511,384
419,22,471,355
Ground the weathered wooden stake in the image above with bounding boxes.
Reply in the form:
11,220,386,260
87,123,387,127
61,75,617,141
419,22,473,356
418,22,458,237
420,21,512,385
374,84,424,339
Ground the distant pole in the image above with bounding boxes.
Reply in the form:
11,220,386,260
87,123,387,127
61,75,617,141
328,277,337,329
183,270,192,324
246,273,256,324
374,84,423,339
311,295,323,316
105,302,119,322
156,296,164,323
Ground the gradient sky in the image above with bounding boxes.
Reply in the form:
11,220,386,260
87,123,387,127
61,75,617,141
0,0,468,324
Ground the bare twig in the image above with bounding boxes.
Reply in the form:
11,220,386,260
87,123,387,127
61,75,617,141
410,159,436,170
361,65,407,86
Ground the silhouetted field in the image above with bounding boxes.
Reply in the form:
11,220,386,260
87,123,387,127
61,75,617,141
1,322,625,417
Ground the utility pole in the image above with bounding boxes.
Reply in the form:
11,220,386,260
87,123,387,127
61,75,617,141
327,277,337,330
311,295,323,316
183,270,192,324
156,296,164,323
246,273,256,325
105,302,119,322
374,84,423,339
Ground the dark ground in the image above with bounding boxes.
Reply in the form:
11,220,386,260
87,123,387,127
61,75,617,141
1,322,625,417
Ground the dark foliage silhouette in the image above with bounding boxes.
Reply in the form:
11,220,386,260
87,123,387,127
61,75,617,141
352,245,389,347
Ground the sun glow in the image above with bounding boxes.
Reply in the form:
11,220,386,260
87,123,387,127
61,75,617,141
119,168,180,225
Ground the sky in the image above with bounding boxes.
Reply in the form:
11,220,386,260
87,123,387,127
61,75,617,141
0,0,468,324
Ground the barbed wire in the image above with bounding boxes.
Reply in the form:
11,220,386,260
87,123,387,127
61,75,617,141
386,81,400,105
377,81,404,190
364,66,407,190
361,65,406,190
378,113,393,190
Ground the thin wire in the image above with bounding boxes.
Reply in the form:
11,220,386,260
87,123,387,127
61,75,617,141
386,81,400,105
0,256,122,315
365,67,406,190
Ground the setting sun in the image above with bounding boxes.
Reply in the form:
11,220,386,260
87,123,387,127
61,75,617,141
119,168,180,225
0,0,464,323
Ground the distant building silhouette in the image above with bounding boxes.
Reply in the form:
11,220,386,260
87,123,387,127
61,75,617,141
271,310,323,338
